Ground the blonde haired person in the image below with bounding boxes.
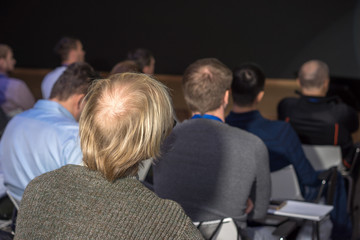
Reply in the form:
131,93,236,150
15,73,203,240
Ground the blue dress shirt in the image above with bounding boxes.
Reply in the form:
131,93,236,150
0,100,82,201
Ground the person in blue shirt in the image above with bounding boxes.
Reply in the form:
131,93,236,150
226,63,351,239
0,62,97,202
41,37,85,99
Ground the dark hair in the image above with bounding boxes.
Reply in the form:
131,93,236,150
50,62,98,100
231,63,265,106
127,48,153,70
183,58,232,114
110,60,141,75
54,37,80,62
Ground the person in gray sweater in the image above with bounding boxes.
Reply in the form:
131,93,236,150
153,58,271,237
15,73,203,240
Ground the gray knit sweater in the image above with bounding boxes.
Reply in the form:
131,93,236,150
154,118,271,229
15,165,204,240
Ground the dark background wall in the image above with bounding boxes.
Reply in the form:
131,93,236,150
1,0,359,78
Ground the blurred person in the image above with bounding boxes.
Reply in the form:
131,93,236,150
278,60,359,169
127,48,155,74
0,44,35,117
15,73,203,240
110,60,141,75
41,37,85,99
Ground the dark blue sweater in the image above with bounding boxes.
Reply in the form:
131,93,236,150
226,110,320,191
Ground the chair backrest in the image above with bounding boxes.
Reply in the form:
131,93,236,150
137,158,152,181
271,165,304,201
302,144,342,171
6,190,20,210
193,218,240,240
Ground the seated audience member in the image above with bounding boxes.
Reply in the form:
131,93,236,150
226,63,352,239
41,37,85,99
127,48,155,74
153,58,271,238
278,60,359,168
110,60,141,75
0,44,35,117
0,62,96,202
15,73,203,240
226,63,319,197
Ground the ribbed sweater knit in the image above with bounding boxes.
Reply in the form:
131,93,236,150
15,165,204,240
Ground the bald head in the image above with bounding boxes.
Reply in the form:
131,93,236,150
298,60,329,90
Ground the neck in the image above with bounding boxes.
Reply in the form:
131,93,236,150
232,103,257,113
193,107,225,122
50,97,77,120
301,88,326,97
61,59,75,66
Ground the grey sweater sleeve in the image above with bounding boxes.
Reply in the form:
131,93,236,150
248,138,271,220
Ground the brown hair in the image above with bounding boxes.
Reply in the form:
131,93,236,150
49,62,97,100
110,60,141,75
127,48,153,70
54,37,80,62
182,58,232,114
80,73,174,181
0,44,11,59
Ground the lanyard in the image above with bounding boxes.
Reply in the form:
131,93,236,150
191,114,223,122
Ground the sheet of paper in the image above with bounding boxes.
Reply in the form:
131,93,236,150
268,200,333,221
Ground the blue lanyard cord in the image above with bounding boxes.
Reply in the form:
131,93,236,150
191,114,223,122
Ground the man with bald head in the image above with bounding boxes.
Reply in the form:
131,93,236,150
278,60,359,168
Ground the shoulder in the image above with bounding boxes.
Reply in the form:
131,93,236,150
278,97,299,108
44,66,67,78
5,77,28,89
24,165,76,194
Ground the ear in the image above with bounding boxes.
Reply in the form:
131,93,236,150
75,94,85,110
323,78,330,92
223,90,229,107
72,93,85,121
256,91,265,103
142,66,150,74
0,58,5,71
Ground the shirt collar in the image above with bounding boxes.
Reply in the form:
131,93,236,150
34,99,76,121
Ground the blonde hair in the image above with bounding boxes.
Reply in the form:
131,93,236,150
79,73,174,181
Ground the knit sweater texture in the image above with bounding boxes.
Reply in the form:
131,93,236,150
154,118,270,229
15,165,204,240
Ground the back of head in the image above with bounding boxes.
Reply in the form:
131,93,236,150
298,60,329,89
54,37,80,62
182,58,232,114
0,44,11,59
127,48,153,70
50,62,97,100
231,63,265,106
80,73,174,181
110,60,141,75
